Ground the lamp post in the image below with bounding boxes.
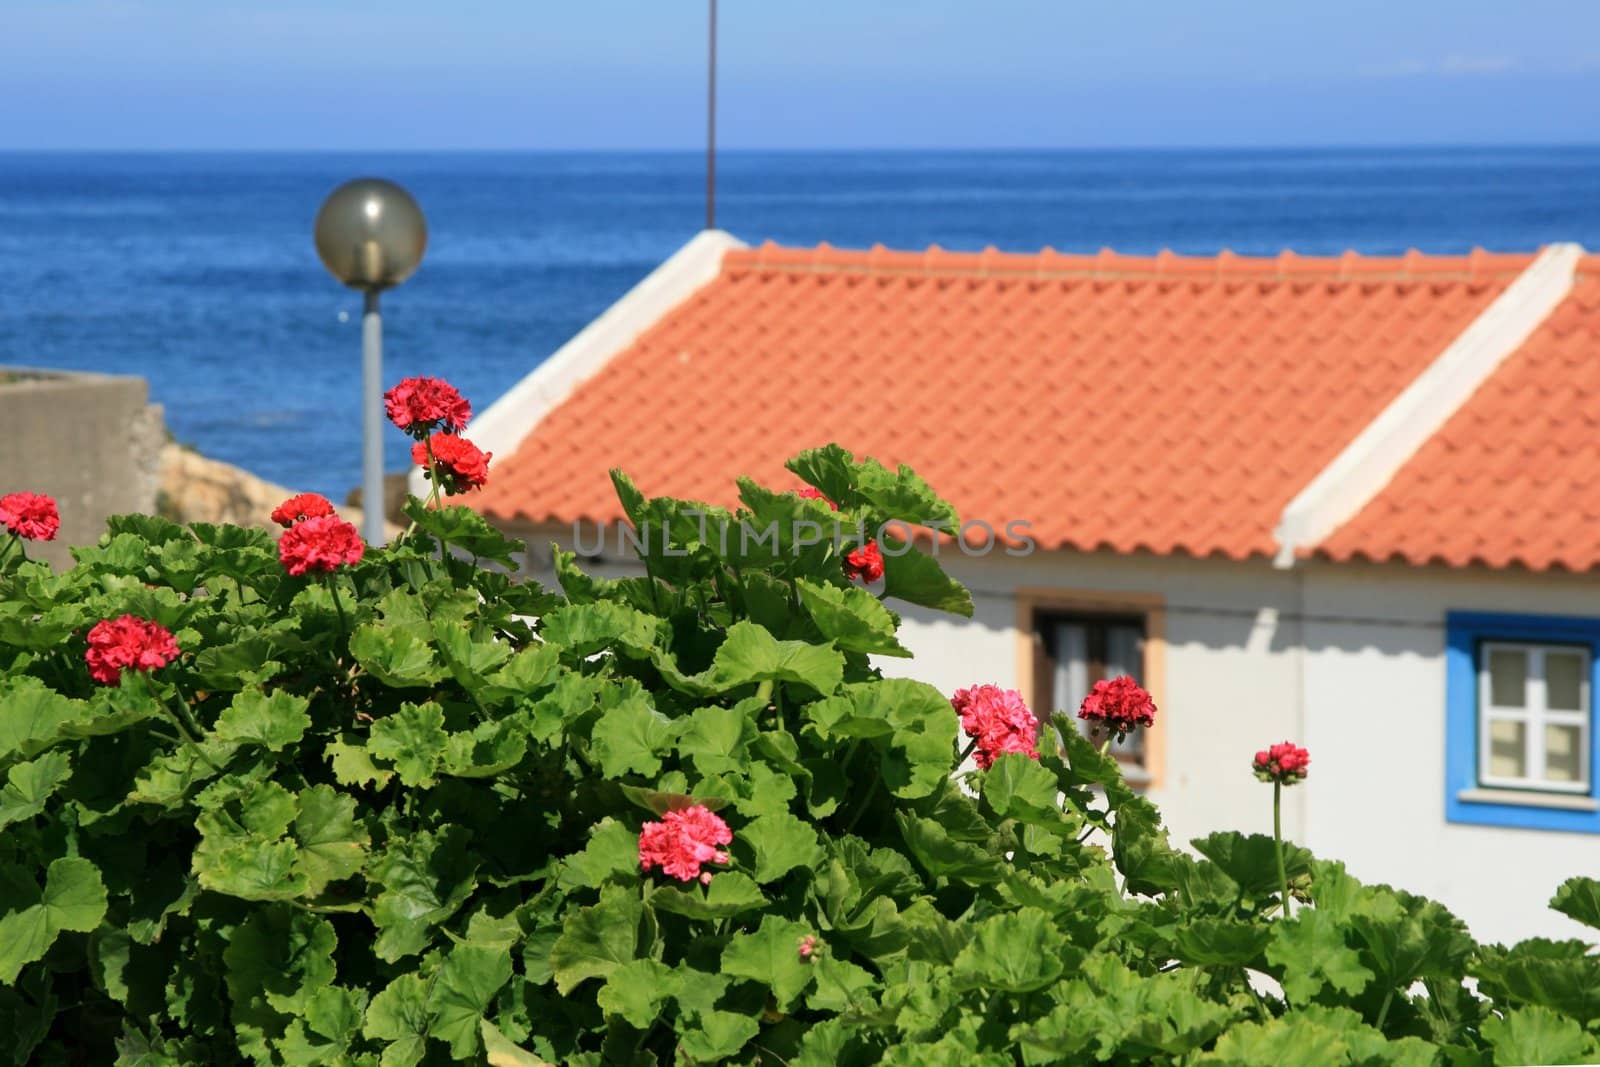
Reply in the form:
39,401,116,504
313,178,427,546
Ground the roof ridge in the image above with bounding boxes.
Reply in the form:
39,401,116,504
725,240,1540,284
1274,242,1585,566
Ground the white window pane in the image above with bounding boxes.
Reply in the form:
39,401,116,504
1105,625,1143,683
1488,719,1527,778
1052,624,1088,714
1546,652,1586,712
1544,724,1585,783
1488,649,1527,708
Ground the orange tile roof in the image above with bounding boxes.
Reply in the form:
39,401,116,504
474,241,1534,562
1319,260,1600,571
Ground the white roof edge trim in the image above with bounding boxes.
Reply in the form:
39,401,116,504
1272,242,1584,569
408,229,748,496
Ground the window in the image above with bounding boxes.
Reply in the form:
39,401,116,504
1477,643,1590,793
1015,588,1166,787
1446,613,1600,832
1038,613,1148,770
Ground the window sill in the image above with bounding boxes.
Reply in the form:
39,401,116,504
1457,787,1600,812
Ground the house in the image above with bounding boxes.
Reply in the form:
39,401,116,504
441,231,1600,944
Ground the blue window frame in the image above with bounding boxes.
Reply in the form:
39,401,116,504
1447,612,1600,832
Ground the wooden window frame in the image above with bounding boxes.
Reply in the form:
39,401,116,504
1015,587,1167,790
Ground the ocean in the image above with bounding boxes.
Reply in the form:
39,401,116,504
1,147,1598,500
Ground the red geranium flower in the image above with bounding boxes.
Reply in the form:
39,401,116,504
952,684,1039,770
85,615,180,685
270,492,337,528
0,492,60,541
278,514,364,576
1253,742,1311,785
413,432,491,495
638,804,732,885
1077,676,1158,740
843,541,884,583
383,376,472,439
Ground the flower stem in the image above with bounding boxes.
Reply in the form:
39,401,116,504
1375,988,1395,1031
0,533,17,569
957,737,977,766
326,572,350,640
1274,779,1290,920
142,672,220,774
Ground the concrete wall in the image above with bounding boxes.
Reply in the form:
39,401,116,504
506,518,1599,944
0,367,166,570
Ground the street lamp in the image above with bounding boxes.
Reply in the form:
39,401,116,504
313,178,428,545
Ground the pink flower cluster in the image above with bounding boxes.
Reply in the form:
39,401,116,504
85,615,180,686
798,934,818,961
638,805,732,885
1253,742,1310,785
844,541,884,584
279,514,365,576
0,492,60,542
1077,676,1158,740
952,684,1039,770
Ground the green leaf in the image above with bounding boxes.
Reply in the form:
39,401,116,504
293,784,368,895
0,857,108,985
1266,910,1375,1004
897,813,1003,883
877,533,973,617
480,643,563,704
370,828,478,962
0,677,88,760
349,624,447,688
559,818,642,891
193,817,308,901
589,688,675,779
797,578,911,657
676,1010,760,1063
721,915,816,1011
213,690,311,752
540,601,659,659
982,752,1063,822
596,959,680,1029
738,811,822,884
677,702,758,776
649,872,767,921
427,942,514,1059
550,886,644,995
953,908,1069,993
706,620,844,696
480,1018,555,1067
1172,919,1272,968
443,718,528,778
1551,876,1600,933
0,751,72,830
363,973,431,1067
402,499,524,567
368,702,448,788
1192,831,1314,901
1481,1005,1599,1067
325,737,394,789
432,619,514,695
806,955,878,1013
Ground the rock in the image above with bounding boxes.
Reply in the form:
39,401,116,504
158,444,402,539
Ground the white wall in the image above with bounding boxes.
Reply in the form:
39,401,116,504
511,521,1598,943
1300,561,1600,945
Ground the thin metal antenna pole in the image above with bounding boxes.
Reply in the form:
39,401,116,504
361,289,385,546
707,0,717,231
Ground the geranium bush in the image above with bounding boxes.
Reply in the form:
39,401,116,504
4,431,1600,1064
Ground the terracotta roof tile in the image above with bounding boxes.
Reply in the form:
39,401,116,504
1319,260,1600,571
474,242,1532,561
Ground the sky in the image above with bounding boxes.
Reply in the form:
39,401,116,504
2,0,1599,150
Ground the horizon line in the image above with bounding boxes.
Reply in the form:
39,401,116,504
2,140,1599,155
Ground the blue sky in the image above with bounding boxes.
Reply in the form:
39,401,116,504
3,0,1598,149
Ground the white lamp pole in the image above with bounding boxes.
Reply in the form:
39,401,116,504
313,178,428,546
